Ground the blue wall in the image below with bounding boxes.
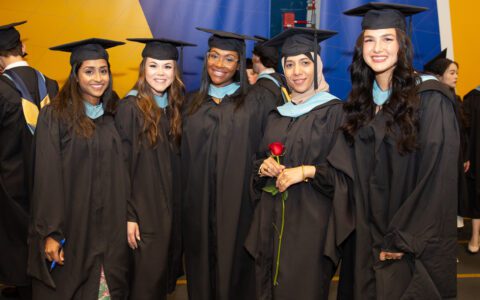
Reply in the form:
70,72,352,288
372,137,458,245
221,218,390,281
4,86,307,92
140,0,271,91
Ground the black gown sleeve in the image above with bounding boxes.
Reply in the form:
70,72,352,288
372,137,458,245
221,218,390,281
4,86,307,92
27,107,65,288
311,133,356,265
382,91,459,255
114,99,140,222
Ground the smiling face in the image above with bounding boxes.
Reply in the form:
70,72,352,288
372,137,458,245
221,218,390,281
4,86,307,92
145,57,175,95
362,28,400,81
77,59,109,104
283,54,315,93
206,47,239,87
440,62,458,89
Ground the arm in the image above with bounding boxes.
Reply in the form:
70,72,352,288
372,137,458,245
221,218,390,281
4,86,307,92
114,100,141,249
27,107,65,288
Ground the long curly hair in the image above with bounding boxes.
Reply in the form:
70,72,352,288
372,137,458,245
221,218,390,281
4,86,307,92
51,60,117,138
342,29,420,155
133,58,185,147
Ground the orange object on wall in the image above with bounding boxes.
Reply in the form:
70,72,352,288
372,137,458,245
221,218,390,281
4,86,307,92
450,0,480,96
0,0,152,97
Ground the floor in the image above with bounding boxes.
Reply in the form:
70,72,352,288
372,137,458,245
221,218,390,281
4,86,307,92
2,219,479,299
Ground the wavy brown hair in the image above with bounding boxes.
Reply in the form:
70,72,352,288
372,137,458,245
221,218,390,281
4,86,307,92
51,61,116,138
342,29,420,155
133,58,185,146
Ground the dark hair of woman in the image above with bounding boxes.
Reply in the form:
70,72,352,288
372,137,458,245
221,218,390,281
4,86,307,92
188,48,247,115
342,28,420,155
133,58,185,147
425,58,458,78
51,61,116,138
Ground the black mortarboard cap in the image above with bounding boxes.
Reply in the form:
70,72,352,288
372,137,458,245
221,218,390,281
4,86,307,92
50,38,125,67
0,21,26,51
263,27,337,89
343,2,428,32
423,48,453,76
263,28,337,57
127,38,196,61
196,27,258,52
423,48,447,71
252,36,279,69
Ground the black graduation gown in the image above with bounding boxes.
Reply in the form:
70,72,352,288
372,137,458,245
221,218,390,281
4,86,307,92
317,81,460,300
114,96,182,300
245,99,344,300
182,88,280,300
461,88,480,218
27,106,129,300
0,66,58,286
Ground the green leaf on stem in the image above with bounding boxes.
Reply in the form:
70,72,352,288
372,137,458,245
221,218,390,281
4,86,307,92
262,185,279,196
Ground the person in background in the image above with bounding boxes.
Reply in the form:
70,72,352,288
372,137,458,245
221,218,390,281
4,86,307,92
246,58,258,85
0,20,58,300
251,36,288,103
462,86,480,254
424,49,469,231
27,38,129,299
115,37,195,299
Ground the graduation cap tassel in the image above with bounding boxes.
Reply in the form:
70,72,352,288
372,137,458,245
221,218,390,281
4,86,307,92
313,30,318,90
408,16,413,36
179,46,184,79
241,44,247,94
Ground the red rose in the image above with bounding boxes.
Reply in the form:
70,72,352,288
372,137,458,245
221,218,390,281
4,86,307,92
269,142,285,156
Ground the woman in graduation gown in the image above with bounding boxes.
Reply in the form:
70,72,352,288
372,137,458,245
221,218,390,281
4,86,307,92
315,3,460,299
27,38,130,300
462,87,480,253
181,28,282,300
244,28,343,300
115,37,194,299
423,52,471,232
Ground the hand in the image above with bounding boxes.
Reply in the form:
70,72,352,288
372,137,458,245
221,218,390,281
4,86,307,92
276,165,315,192
259,157,285,178
464,160,470,173
44,237,64,265
127,221,141,249
379,251,404,261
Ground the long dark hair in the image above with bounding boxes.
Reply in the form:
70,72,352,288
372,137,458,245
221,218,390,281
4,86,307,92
132,58,185,146
51,60,116,138
188,48,246,115
342,29,420,155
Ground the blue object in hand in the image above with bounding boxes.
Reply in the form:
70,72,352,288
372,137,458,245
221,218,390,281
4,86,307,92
49,238,66,271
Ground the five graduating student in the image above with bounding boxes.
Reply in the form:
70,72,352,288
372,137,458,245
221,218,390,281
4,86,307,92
27,38,130,299
316,3,459,299
245,28,344,300
181,28,281,300
115,37,194,299
0,20,58,300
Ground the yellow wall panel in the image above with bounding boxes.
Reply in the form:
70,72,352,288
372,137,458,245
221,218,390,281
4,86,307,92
1,0,153,96
450,0,480,96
